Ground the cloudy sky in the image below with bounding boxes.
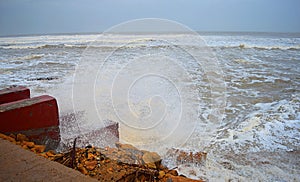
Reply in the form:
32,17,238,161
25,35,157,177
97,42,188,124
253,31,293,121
0,0,299,36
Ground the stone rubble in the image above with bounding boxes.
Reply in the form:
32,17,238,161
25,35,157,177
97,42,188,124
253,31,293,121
0,133,205,182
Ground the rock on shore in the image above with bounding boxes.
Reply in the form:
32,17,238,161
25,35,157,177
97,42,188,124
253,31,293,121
0,133,205,181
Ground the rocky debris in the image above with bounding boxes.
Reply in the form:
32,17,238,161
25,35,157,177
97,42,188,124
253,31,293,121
158,170,166,179
115,142,138,150
142,151,161,169
167,148,207,165
85,160,97,171
0,133,16,143
0,133,46,154
16,133,29,142
53,143,204,181
31,145,46,153
23,141,35,148
53,145,161,181
0,133,205,181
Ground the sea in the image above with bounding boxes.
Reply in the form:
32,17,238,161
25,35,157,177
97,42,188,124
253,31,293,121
0,32,299,181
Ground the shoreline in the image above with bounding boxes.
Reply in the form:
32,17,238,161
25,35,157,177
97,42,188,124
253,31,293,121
0,132,205,181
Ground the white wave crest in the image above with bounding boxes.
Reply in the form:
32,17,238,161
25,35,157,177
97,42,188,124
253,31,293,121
215,95,300,153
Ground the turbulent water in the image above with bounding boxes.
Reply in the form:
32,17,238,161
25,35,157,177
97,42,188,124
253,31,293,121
0,32,299,181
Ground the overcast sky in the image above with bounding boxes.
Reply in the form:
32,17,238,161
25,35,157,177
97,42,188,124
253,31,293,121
0,0,299,36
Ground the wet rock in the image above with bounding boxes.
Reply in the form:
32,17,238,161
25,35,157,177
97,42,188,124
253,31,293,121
143,151,161,163
146,162,157,169
87,153,95,160
158,170,165,179
106,167,114,174
168,169,178,176
52,153,63,161
177,151,194,163
46,150,56,157
9,133,16,139
32,145,46,153
167,148,207,165
6,136,16,143
0,133,6,139
39,153,48,158
142,151,161,169
0,133,16,143
16,133,29,142
77,164,88,175
85,160,97,171
22,141,35,148
115,142,138,151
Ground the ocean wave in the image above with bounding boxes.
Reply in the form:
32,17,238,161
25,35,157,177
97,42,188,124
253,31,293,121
0,44,88,49
1,39,299,51
0,43,145,50
0,37,157,50
15,54,45,60
215,96,300,153
215,44,300,51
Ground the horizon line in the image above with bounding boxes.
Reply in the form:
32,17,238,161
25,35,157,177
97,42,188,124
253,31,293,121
1,30,300,38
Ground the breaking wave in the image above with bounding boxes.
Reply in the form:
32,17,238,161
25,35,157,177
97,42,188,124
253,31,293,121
213,95,300,153
2,43,300,52
215,44,300,51
15,54,45,60
0,44,88,50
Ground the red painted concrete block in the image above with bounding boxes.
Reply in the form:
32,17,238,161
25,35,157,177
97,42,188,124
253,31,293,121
0,86,30,105
0,95,59,133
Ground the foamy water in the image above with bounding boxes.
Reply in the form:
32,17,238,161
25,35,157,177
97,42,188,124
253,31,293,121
0,32,299,181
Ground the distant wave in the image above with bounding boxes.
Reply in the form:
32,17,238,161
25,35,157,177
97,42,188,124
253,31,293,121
1,41,300,51
0,44,88,49
16,54,44,60
0,43,171,50
214,44,300,51
0,38,158,50
0,43,139,50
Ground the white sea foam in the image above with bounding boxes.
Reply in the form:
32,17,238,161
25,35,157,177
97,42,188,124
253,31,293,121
213,96,300,153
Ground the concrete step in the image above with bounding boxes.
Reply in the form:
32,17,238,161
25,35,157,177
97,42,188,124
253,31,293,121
0,138,97,181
